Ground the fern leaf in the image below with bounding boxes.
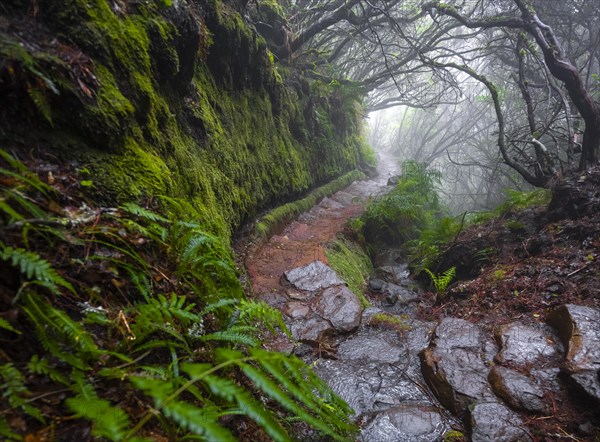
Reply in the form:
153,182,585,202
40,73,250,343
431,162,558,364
200,372,290,442
162,401,237,442
67,374,134,441
200,330,259,347
0,244,74,294
0,363,45,423
0,317,21,334
27,355,69,385
22,292,99,369
200,298,237,316
237,362,334,440
120,203,168,223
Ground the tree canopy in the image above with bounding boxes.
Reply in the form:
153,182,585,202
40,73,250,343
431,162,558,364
248,0,600,188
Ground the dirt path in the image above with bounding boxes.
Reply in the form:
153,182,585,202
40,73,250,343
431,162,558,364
245,153,396,300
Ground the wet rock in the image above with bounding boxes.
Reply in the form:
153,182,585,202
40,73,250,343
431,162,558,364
319,196,344,210
315,285,362,332
289,317,331,342
283,260,343,292
378,265,410,283
470,401,531,441
387,175,400,186
283,301,310,319
546,304,600,401
368,278,386,292
420,318,496,415
315,360,429,415
495,322,561,366
337,328,404,364
287,289,313,301
330,189,357,206
488,366,547,413
530,368,562,393
383,283,419,305
361,404,446,442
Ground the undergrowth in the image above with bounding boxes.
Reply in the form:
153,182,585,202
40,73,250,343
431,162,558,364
361,161,551,277
0,149,357,440
325,238,372,307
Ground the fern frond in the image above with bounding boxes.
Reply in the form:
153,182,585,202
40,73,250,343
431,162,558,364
162,401,237,442
66,373,134,441
200,330,259,347
27,355,69,385
198,370,290,442
0,317,21,334
237,300,290,337
22,292,100,369
424,267,456,293
199,298,237,316
0,363,45,423
0,244,74,294
120,203,168,223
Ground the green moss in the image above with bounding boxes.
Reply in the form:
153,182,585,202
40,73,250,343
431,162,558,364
325,239,372,307
254,170,366,239
368,312,412,333
4,0,372,244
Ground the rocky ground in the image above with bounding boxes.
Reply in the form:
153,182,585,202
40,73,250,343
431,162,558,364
242,161,600,441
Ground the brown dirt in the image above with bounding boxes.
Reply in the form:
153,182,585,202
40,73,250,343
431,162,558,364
244,203,365,297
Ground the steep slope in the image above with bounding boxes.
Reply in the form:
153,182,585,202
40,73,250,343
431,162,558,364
0,0,372,238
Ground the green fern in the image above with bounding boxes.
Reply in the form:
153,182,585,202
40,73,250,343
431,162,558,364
424,266,456,293
27,355,69,386
236,299,290,337
131,375,238,442
0,363,45,423
0,317,21,334
0,243,74,295
66,372,137,441
21,292,100,370
120,202,168,223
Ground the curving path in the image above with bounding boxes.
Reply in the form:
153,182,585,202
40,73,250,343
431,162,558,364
243,153,600,441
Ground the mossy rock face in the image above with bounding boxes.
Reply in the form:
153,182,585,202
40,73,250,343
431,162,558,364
0,0,370,241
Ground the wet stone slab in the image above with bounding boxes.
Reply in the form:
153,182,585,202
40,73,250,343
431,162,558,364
547,304,600,401
361,403,447,442
336,328,406,364
315,359,429,416
495,322,562,367
470,401,531,442
420,318,497,415
488,366,547,413
283,260,343,292
315,285,363,332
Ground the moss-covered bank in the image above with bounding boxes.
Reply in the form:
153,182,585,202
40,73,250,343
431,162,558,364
0,0,373,240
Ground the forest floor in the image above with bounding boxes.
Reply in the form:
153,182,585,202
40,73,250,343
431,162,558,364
420,168,600,326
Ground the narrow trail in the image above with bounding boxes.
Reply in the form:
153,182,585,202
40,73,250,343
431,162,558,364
245,151,600,442
243,154,459,440
242,152,596,441
245,152,396,300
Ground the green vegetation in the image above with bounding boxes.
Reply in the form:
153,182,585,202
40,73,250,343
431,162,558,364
0,149,357,440
469,188,552,225
361,160,461,271
367,312,412,333
255,170,366,239
361,162,551,277
362,161,444,244
424,267,457,294
325,238,373,307
0,0,371,241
